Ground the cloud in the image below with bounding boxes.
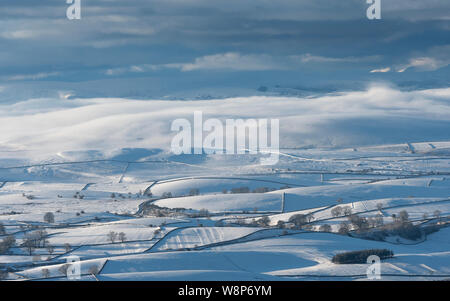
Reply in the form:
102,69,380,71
396,45,450,72
0,30,36,39
370,67,391,73
0,85,448,156
105,64,160,75
105,52,385,75
167,52,285,72
0,0,447,98
4,72,60,81
397,57,442,72
298,54,381,64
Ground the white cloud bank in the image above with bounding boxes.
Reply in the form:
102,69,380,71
0,85,449,160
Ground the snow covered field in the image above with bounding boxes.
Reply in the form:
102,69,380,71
0,138,449,281
0,88,449,281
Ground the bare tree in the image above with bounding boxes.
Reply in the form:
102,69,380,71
118,232,127,243
0,222,5,235
64,243,71,253
0,266,7,280
107,231,118,243
375,213,384,227
21,231,42,255
36,230,48,247
198,208,210,218
434,210,442,220
22,239,35,255
161,192,173,199
46,244,54,255
43,212,55,224
42,268,50,278
88,265,99,275
319,224,332,232
331,206,343,217
58,264,70,276
398,210,409,223
0,235,15,255
338,222,350,235
343,207,352,216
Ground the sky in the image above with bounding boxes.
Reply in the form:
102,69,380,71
0,0,449,101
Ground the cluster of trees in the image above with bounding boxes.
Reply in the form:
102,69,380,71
257,216,271,227
224,207,441,239
382,210,422,240
76,210,85,216
332,249,394,264
111,192,135,200
21,230,49,255
0,222,5,235
288,213,314,228
239,213,318,229
331,206,353,217
0,235,15,255
189,208,210,218
141,203,186,217
428,210,442,221
0,265,7,280
334,209,383,235
224,186,279,194
319,224,332,232
73,192,84,199
252,187,271,193
189,188,200,196
161,192,173,199
107,231,127,243
158,185,280,198
341,210,429,241
230,187,250,194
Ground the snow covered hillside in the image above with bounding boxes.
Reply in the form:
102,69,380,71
0,87,449,281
